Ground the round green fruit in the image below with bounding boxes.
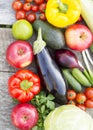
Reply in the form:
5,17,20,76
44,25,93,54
12,19,33,40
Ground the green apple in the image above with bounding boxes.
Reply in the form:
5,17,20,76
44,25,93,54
12,19,33,40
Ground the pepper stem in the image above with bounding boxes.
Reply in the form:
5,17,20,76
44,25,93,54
33,28,46,55
57,0,68,13
20,80,33,91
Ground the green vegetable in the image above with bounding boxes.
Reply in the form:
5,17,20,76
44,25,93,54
80,0,93,33
31,90,55,130
44,105,93,130
62,69,82,92
71,68,92,87
33,20,65,49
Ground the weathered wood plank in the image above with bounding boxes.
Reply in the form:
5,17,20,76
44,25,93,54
0,0,16,25
0,72,18,130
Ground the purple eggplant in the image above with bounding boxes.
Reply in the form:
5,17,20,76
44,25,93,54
33,28,67,105
55,48,81,69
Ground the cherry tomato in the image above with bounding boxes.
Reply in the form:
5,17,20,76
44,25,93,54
25,0,33,2
67,100,76,105
76,93,87,104
26,13,36,23
39,3,46,13
85,99,93,108
84,87,93,99
31,5,39,12
39,13,46,21
23,3,32,12
12,0,23,11
67,90,76,100
16,10,26,20
34,0,44,5
77,104,86,111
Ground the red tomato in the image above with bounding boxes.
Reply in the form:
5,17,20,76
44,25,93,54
34,0,44,5
16,10,26,20
25,0,33,2
67,90,76,100
85,99,93,108
76,93,87,104
31,5,39,12
39,13,46,21
12,0,23,11
23,3,32,12
26,13,36,23
84,87,93,99
39,3,46,13
77,104,86,111
67,100,76,105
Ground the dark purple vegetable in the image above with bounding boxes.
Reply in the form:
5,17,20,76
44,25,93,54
33,28,67,105
55,48,81,69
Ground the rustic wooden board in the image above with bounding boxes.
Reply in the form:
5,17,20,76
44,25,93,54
0,0,16,25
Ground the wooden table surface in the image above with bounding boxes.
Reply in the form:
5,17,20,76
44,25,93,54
0,1,93,130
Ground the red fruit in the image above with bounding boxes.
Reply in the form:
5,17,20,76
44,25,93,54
6,40,34,68
16,10,26,20
11,103,38,130
84,87,93,99
39,3,46,13
34,0,44,5
65,24,93,51
85,99,93,108
23,2,32,12
12,0,23,11
26,13,36,23
39,13,46,21
67,90,76,100
76,93,87,104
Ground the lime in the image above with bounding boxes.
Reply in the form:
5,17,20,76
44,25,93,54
12,19,33,40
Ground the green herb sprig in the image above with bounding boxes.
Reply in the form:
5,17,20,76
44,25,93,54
31,90,55,130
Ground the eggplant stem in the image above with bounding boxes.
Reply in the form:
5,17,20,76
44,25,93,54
33,28,46,55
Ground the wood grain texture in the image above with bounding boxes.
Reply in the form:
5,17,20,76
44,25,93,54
0,0,16,25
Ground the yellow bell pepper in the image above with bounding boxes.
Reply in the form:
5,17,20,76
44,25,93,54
45,0,81,28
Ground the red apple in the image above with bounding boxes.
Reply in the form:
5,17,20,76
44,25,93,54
11,103,38,130
6,40,34,68
65,24,93,51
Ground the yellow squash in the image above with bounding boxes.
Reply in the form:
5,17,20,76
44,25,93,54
45,0,81,28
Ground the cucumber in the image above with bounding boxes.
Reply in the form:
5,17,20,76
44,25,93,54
62,69,82,92
32,20,65,49
71,68,92,87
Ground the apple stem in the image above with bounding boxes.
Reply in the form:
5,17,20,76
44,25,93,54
33,28,46,55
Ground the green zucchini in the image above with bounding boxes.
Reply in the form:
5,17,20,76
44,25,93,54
71,68,92,87
32,20,65,49
62,69,82,92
